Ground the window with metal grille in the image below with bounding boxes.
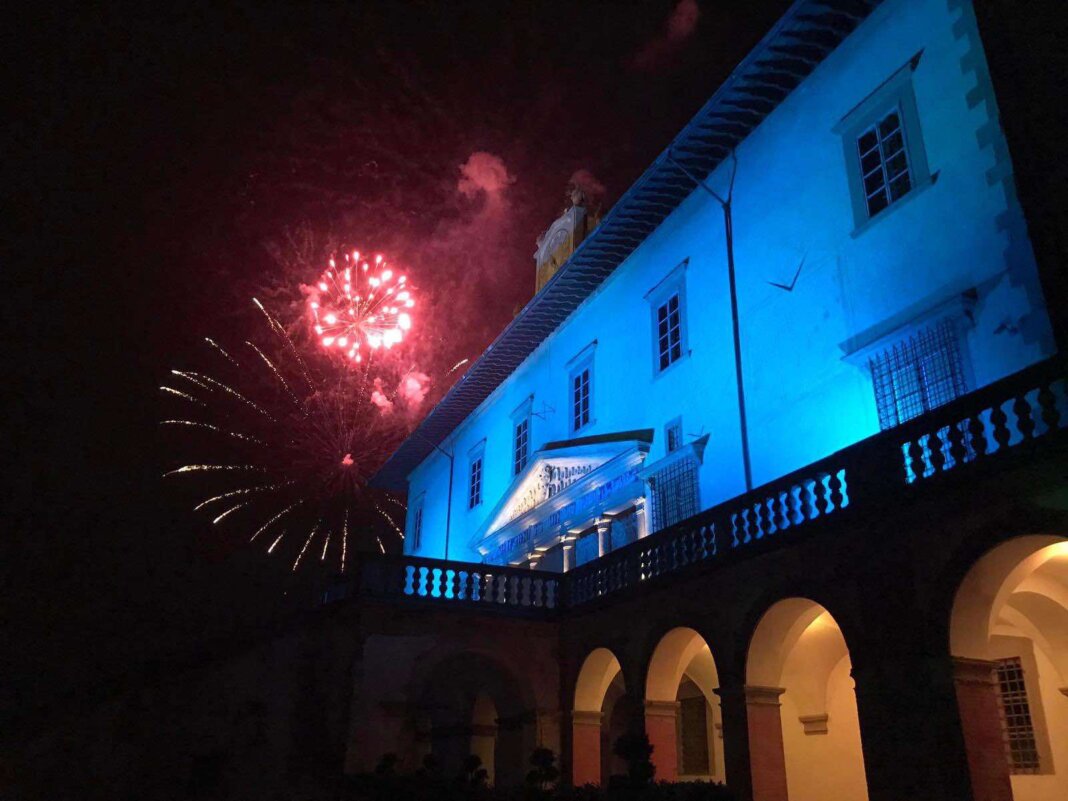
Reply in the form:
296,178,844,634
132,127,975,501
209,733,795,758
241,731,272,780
468,456,483,508
857,109,912,218
513,417,529,475
666,417,683,453
995,657,1041,773
869,320,967,430
651,457,698,532
657,292,683,371
572,367,591,432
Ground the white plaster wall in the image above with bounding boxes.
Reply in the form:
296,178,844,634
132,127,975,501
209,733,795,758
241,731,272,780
405,0,1054,562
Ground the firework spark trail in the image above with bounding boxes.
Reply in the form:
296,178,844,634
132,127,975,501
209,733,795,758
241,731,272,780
160,386,205,405
213,502,248,525
205,337,240,368
175,371,277,422
292,521,320,571
165,464,266,476
193,482,294,511
245,340,301,410
254,298,316,394
163,296,413,572
446,358,469,376
249,500,304,543
160,419,265,446
341,507,349,573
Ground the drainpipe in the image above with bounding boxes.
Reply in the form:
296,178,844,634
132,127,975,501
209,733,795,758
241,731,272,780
410,431,456,560
667,150,753,493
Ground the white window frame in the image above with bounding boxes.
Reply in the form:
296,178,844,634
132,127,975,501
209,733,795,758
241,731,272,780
835,53,932,235
567,342,596,435
467,440,486,509
511,396,533,476
410,493,425,552
646,259,690,377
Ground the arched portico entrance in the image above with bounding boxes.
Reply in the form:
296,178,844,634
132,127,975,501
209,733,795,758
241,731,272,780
950,535,1068,801
415,651,534,787
746,599,868,801
645,628,724,783
572,648,633,786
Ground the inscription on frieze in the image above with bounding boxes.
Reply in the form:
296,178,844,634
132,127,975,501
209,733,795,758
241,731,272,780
505,462,596,523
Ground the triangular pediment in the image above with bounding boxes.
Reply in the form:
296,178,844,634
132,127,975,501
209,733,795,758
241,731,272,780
472,429,652,554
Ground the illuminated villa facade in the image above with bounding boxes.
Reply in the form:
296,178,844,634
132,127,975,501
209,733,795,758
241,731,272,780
356,2,1068,801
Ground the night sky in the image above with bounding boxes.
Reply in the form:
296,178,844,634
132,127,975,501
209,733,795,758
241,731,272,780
9,0,792,728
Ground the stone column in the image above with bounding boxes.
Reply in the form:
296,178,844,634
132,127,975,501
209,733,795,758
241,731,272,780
952,657,1013,801
635,497,650,539
562,542,575,572
644,699,679,782
596,519,612,558
571,710,603,786
851,656,974,801
743,686,788,801
713,685,754,801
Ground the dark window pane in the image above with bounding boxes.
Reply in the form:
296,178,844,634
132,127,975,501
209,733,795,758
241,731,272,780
877,112,900,137
858,129,877,153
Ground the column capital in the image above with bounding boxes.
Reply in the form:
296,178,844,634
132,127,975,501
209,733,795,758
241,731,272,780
745,685,786,706
644,699,680,718
951,656,998,687
571,709,603,726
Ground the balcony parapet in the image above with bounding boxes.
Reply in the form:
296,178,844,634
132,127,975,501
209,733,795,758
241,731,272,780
334,358,1066,614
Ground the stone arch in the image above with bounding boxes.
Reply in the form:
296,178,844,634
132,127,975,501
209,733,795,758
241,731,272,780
949,535,1068,801
746,598,868,801
644,627,724,783
571,647,631,786
413,650,535,787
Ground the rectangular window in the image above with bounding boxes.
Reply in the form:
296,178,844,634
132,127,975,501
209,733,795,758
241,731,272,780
412,501,423,550
657,292,683,371
513,417,530,475
650,456,699,532
836,57,930,232
572,367,591,432
857,109,912,218
868,319,967,430
666,417,683,453
468,456,483,509
995,657,1041,773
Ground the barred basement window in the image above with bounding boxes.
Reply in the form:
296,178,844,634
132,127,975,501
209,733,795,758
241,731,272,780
650,457,698,532
868,319,967,430
468,456,483,509
513,417,529,475
995,657,1041,773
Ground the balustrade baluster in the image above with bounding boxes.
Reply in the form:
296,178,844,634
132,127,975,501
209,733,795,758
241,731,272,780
828,470,845,512
990,401,1011,452
1037,382,1061,434
752,499,765,540
904,438,925,482
797,480,814,522
928,430,946,474
967,412,989,460
813,474,830,517
1014,393,1036,442
946,421,967,470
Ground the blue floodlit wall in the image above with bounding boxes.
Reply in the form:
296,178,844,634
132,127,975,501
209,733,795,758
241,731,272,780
404,0,1055,563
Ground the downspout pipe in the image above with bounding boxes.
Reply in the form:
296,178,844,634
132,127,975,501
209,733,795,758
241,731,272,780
667,151,753,493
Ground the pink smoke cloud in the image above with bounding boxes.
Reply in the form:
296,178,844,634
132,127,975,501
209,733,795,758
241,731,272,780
371,377,394,414
457,151,515,201
632,0,700,71
398,371,431,408
568,168,607,206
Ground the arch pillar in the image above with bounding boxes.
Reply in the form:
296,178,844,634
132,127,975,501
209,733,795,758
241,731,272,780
746,686,788,801
644,699,679,782
851,655,973,801
571,710,602,786
951,658,1013,801
713,683,755,801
